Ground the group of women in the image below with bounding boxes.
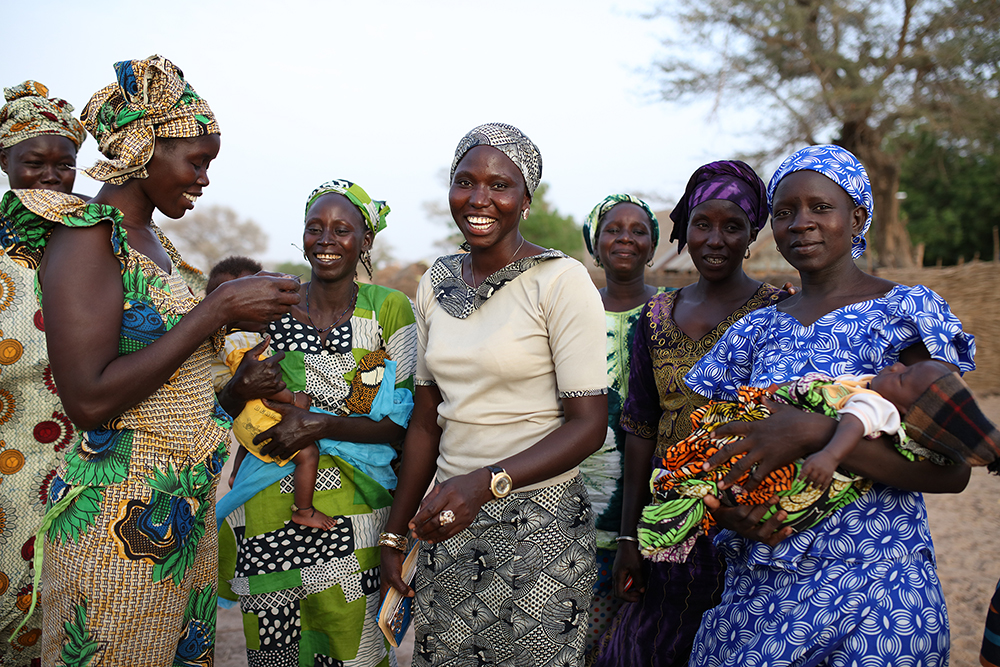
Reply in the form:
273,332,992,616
0,53,980,667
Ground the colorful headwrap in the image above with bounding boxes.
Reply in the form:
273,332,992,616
0,80,87,151
905,372,1000,474
80,55,219,185
668,160,768,250
305,179,389,236
582,194,660,260
450,122,542,198
766,145,874,259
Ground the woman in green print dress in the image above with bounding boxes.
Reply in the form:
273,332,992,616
0,55,298,665
217,179,417,667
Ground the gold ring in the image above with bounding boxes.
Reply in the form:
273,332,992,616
439,509,455,526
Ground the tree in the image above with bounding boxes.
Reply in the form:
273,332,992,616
431,182,585,258
898,129,1000,265
159,204,268,273
653,0,1000,267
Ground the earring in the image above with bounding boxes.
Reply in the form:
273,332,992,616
646,257,654,267
594,257,603,268
360,250,373,278
745,247,752,259
522,209,529,220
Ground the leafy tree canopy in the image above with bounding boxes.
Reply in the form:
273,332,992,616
160,204,268,274
898,129,1000,265
652,0,1000,267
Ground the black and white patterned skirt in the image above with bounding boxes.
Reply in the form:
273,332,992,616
412,476,596,667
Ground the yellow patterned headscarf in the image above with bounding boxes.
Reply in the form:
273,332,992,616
0,81,87,151
81,55,219,185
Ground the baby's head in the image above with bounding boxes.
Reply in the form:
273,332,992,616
902,364,1000,473
870,360,954,417
206,256,263,295
207,256,265,332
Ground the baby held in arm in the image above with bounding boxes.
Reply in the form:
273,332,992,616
639,359,998,562
208,258,338,531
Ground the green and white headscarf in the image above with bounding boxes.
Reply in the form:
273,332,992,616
583,194,660,259
304,179,389,235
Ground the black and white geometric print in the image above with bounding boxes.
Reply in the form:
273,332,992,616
234,518,356,578
268,313,352,355
303,354,354,412
280,465,341,494
412,477,596,667
430,249,566,319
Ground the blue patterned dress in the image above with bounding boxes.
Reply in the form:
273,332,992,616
684,284,975,667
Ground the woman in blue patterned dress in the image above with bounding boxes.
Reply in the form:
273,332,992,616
684,145,975,667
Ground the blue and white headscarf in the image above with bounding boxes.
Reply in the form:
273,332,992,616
767,145,874,259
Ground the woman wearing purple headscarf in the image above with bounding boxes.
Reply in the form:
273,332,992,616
590,160,786,667
684,145,974,666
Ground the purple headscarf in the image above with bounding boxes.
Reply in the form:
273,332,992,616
668,160,768,250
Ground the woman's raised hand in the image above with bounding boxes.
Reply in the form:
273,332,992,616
228,336,287,402
409,471,492,544
209,272,300,326
704,397,836,491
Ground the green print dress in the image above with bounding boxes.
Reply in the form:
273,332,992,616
0,189,228,666
217,282,417,667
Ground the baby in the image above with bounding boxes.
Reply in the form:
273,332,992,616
639,359,997,561
209,257,337,531
797,360,954,489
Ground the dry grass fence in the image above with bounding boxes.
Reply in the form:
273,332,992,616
645,261,1000,396
877,261,1000,396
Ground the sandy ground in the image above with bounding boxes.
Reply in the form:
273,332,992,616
215,399,1000,666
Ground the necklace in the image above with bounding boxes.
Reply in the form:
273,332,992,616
305,282,358,334
469,237,526,288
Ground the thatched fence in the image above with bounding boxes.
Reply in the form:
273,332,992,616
877,261,1000,396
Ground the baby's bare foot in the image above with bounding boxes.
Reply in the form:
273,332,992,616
291,506,339,531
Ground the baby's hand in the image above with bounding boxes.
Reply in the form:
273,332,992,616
293,392,312,410
799,451,836,491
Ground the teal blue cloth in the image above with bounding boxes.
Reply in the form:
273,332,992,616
215,359,412,528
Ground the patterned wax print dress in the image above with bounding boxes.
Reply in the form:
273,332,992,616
0,189,229,666
219,281,416,667
591,284,784,667
578,286,667,657
0,251,73,666
411,251,608,667
684,284,975,667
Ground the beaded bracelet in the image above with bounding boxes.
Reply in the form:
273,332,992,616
615,535,639,543
378,531,408,552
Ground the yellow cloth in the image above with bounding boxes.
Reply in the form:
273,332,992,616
223,336,296,466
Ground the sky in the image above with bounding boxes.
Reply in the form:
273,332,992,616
1,0,770,268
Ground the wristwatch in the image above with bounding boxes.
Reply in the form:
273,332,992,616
486,465,512,499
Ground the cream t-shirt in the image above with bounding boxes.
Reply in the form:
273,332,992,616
415,253,607,492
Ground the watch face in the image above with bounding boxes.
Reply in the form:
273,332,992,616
492,473,512,497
